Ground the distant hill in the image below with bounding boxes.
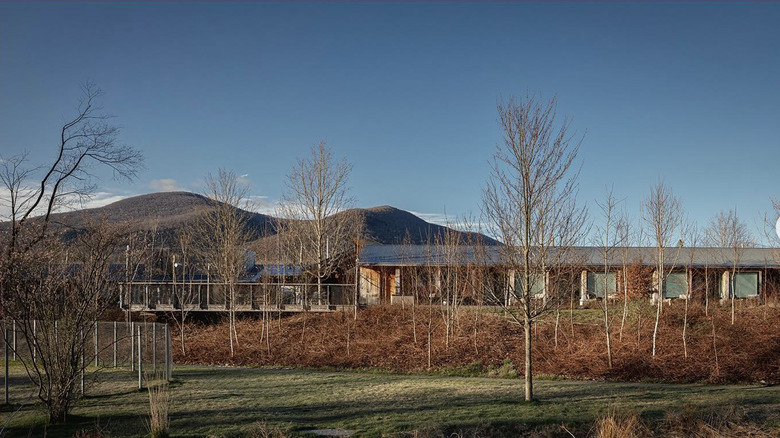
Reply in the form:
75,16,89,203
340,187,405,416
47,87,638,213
41,191,274,241
349,205,496,245
6,191,497,246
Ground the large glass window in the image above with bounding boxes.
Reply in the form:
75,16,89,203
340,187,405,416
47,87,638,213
587,272,616,298
735,272,759,297
663,272,688,298
719,272,759,298
516,272,545,297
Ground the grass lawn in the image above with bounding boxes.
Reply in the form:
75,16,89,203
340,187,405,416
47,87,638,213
2,363,780,437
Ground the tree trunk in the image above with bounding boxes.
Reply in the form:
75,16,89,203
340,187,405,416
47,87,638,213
620,268,628,341
683,295,689,359
524,314,533,402
180,319,186,355
731,267,736,325
651,298,661,358
49,397,70,423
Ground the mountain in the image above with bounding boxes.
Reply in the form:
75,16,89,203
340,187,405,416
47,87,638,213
41,191,274,240
6,191,497,246
347,205,496,245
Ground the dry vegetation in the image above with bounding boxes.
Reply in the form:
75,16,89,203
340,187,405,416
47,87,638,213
176,303,780,384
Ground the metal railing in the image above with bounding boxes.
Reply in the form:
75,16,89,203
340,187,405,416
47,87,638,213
120,281,357,311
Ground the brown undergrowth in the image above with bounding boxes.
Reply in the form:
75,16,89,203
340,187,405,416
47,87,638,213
174,302,780,384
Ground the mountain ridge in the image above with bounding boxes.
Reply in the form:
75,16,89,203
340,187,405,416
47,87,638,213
5,191,497,246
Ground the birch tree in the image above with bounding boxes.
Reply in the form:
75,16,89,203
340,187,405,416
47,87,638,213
705,209,754,324
171,227,196,354
593,187,623,369
642,180,684,358
617,212,633,341
682,223,700,359
483,94,586,402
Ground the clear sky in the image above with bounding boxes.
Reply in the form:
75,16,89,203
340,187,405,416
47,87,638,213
1,2,779,241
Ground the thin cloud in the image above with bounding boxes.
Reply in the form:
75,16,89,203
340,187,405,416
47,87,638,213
409,210,485,232
149,178,184,192
0,188,131,219
77,192,129,210
409,211,450,227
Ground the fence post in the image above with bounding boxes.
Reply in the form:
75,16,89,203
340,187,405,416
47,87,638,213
169,323,173,380
94,322,99,367
32,320,36,364
152,323,157,375
130,321,135,371
168,323,173,380
137,325,143,390
113,321,117,368
164,324,170,381
12,320,16,361
4,328,9,405
80,328,85,395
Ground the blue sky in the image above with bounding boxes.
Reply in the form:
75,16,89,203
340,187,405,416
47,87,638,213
1,2,779,241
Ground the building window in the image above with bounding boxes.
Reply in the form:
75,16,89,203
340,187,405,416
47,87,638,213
720,272,759,298
663,272,688,298
516,272,546,298
587,271,616,298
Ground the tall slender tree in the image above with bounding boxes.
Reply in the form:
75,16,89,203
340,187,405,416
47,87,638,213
705,209,754,324
195,169,252,357
483,94,586,402
278,142,357,308
642,180,684,358
594,186,623,369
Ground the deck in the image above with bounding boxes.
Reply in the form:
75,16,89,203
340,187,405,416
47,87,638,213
119,281,357,313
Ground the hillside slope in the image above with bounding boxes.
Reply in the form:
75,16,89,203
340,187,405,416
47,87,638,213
7,192,496,246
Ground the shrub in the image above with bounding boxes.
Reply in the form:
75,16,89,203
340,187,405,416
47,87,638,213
147,378,170,438
487,359,517,378
245,420,289,438
442,361,485,377
591,410,649,438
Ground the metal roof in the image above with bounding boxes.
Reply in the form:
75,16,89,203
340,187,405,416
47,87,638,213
358,245,780,268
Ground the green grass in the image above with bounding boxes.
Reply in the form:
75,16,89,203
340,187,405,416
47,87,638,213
2,363,780,437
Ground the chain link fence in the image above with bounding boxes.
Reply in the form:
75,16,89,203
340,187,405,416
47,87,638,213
2,320,172,403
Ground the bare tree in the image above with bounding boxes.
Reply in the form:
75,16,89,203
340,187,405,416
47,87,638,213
120,225,160,317
171,226,197,354
705,209,754,324
195,169,252,357
642,180,684,358
438,219,468,349
278,142,356,308
593,186,623,369
4,221,127,422
617,211,633,341
682,223,700,359
0,82,141,257
0,83,141,422
764,204,780,304
482,94,586,402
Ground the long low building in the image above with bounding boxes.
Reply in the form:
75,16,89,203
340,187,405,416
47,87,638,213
116,245,780,312
357,245,780,306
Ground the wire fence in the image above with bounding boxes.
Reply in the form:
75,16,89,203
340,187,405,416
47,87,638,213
2,320,172,404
